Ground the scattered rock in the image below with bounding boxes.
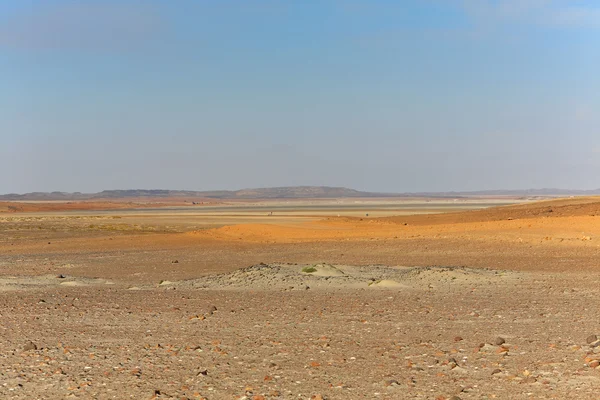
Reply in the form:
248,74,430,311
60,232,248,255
495,337,506,345
447,357,459,366
171,260,179,264
491,369,502,375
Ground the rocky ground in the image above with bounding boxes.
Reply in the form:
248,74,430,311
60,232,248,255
2,265,600,399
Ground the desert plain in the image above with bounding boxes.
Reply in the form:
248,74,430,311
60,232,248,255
2,196,600,399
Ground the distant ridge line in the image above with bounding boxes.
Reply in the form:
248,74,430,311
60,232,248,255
2,186,600,201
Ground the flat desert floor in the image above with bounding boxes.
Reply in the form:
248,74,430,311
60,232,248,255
2,197,600,399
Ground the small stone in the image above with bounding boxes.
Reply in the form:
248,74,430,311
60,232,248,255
207,305,217,315
590,361,600,368
587,335,598,344
172,260,179,264
491,368,502,375
454,336,463,342
311,395,325,400
480,343,496,353
449,396,462,400
57,274,66,279
23,341,37,352
494,337,506,345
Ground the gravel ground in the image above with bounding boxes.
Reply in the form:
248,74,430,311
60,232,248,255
2,267,600,399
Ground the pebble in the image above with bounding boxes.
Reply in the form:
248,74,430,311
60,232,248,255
22,341,37,352
586,335,598,344
495,337,506,346
480,343,496,352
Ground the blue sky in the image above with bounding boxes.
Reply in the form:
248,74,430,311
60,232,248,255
1,0,599,193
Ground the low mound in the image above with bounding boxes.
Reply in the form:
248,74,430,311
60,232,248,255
159,264,520,291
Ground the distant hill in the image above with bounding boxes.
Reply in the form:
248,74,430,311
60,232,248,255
0,186,384,201
1,186,600,201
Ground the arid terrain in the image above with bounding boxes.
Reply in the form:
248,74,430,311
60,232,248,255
2,197,600,399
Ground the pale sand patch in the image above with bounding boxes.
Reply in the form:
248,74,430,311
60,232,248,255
59,281,87,287
368,279,407,288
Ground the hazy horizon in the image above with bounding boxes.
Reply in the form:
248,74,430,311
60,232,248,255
4,185,600,197
3,1,599,194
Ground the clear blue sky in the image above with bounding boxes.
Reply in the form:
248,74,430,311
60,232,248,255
2,0,599,193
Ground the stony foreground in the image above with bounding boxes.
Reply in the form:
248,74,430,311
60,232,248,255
2,268,600,399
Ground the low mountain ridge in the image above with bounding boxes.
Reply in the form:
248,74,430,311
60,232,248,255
0,186,381,201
